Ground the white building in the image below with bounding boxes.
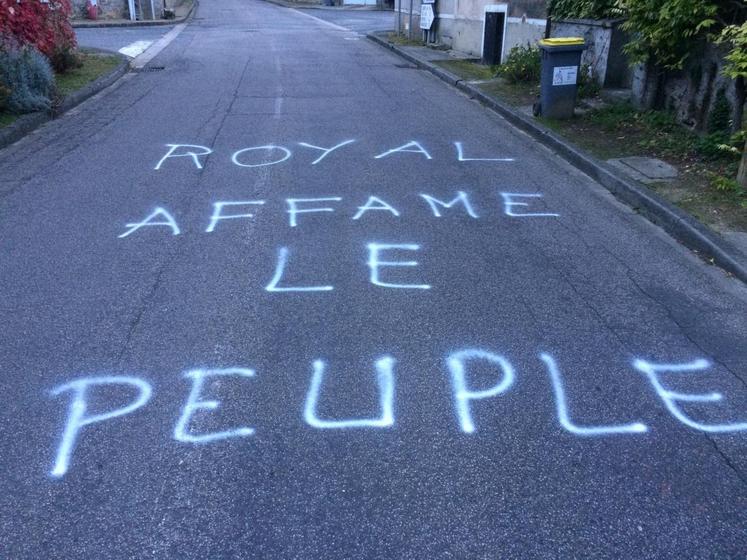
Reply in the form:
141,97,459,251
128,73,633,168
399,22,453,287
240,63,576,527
395,0,547,63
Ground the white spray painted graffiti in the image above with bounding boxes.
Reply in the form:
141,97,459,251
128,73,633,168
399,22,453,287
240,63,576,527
265,247,335,293
367,243,430,290
48,353,746,478
633,359,747,433
447,349,515,434
374,141,433,160
50,376,152,478
541,354,648,436
152,141,515,170
118,207,181,239
297,139,356,165
205,201,266,233
117,191,557,238
500,193,560,218
286,197,343,228
231,145,292,168
352,196,401,221
43,138,744,484
420,191,479,219
154,144,213,170
114,193,554,293
174,368,256,444
304,357,395,429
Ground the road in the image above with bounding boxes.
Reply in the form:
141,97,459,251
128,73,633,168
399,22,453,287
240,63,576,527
1,0,746,558
74,8,391,56
291,6,394,33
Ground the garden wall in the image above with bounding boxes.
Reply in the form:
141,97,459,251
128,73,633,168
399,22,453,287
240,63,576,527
70,0,128,18
632,42,744,133
550,17,630,88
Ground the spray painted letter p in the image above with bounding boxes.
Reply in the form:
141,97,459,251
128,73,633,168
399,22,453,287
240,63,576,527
50,376,152,478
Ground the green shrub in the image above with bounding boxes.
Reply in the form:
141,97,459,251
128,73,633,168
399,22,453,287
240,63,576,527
711,173,745,197
0,80,9,111
707,89,731,135
696,129,744,160
718,23,747,80
548,0,624,20
0,40,54,114
622,0,720,70
50,46,82,74
577,63,600,98
498,44,541,84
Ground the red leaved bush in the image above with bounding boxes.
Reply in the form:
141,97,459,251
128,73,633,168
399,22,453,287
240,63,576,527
0,0,77,70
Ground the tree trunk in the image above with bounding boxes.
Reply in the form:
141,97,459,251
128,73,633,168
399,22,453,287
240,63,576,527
733,76,745,133
738,139,747,189
632,60,660,110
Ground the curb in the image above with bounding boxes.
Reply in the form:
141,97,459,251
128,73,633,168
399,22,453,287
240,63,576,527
366,31,747,285
0,51,130,151
71,0,195,27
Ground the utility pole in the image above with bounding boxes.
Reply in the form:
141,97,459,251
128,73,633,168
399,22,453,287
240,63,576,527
408,0,413,39
396,0,401,35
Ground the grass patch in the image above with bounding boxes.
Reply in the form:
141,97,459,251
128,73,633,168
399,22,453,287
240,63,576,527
542,103,746,232
433,59,497,81
477,79,539,107
55,52,121,98
1,51,120,131
0,112,20,129
385,32,425,47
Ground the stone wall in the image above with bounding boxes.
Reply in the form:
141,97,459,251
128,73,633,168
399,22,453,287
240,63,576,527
550,18,630,88
631,42,744,132
71,0,129,18
70,0,165,20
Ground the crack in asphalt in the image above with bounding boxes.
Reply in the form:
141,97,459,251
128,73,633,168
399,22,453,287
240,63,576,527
704,433,747,486
552,215,747,485
0,79,160,201
114,47,267,366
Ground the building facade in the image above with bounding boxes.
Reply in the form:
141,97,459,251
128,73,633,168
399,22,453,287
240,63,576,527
395,0,547,62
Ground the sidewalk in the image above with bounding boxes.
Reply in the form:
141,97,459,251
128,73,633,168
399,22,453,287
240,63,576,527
72,0,194,27
367,31,747,282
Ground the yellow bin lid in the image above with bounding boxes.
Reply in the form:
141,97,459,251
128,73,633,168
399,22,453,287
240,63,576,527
540,37,585,46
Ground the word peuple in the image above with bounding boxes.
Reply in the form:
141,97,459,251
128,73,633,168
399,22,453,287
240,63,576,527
48,352,746,478
153,141,516,170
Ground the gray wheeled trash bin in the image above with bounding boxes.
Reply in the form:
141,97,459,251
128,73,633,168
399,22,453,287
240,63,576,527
534,37,586,119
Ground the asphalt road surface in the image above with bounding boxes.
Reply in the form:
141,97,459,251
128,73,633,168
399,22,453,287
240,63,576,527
1,0,746,558
292,6,394,33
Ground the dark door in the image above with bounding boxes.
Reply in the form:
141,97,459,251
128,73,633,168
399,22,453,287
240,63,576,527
482,11,506,65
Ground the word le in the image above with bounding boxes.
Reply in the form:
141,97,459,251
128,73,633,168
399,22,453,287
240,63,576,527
49,353,746,478
153,141,515,170
118,192,559,237
264,243,431,291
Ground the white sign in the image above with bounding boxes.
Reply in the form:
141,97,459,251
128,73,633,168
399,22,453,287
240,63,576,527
552,66,578,86
420,4,435,30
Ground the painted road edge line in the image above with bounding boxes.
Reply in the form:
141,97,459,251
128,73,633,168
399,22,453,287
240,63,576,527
289,9,350,31
365,31,747,285
0,51,130,152
119,40,154,58
131,22,188,69
262,0,351,31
